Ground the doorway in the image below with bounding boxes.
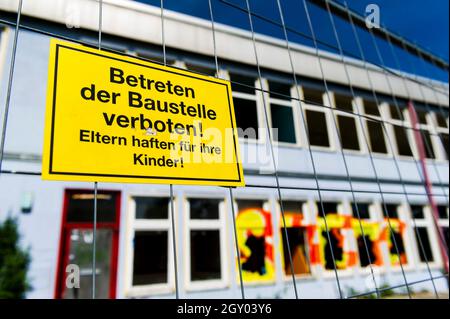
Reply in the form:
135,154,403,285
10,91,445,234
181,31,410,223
55,189,121,299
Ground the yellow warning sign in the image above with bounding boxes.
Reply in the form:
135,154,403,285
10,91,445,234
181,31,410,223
42,39,244,186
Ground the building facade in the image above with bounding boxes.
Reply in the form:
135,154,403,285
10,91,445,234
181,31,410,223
0,0,448,299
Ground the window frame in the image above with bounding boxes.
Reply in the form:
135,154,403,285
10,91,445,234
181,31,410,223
376,203,413,271
316,201,355,278
331,93,366,155
300,86,335,152
262,79,302,148
125,194,177,297
233,198,276,286
351,201,388,275
358,98,393,157
183,196,229,291
407,205,442,269
381,103,417,160
406,108,441,162
275,200,314,280
225,71,266,145
430,111,449,161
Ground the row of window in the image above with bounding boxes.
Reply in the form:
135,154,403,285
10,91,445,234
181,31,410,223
134,52,449,161
229,73,449,161
126,196,449,295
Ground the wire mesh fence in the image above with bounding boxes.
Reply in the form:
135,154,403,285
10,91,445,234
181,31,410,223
0,0,448,299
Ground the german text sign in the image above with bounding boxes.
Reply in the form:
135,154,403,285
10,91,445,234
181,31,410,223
42,40,244,186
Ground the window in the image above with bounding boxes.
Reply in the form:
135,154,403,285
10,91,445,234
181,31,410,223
268,81,297,144
413,107,439,160
387,104,414,157
434,111,449,128
133,231,168,285
382,203,399,219
230,73,256,94
432,110,449,160
186,198,226,287
440,133,449,159
303,87,324,105
236,200,275,283
414,227,434,263
129,197,172,293
381,204,408,266
420,130,436,159
363,100,388,154
305,110,330,147
233,98,259,139
303,88,331,148
280,201,311,276
351,203,384,267
437,205,449,219
318,202,356,270
334,94,361,151
185,63,216,77
230,73,260,140
136,51,175,65
410,205,436,264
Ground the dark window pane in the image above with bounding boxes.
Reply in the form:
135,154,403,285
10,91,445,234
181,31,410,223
393,125,413,156
352,203,370,219
440,134,449,159
417,110,428,124
322,229,345,270
363,100,380,116
268,81,291,100
190,230,221,281
357,234,377,267
137,52,175,65
303,88,323,105
389,229,407,265
135,197,168,219
415,227,434,262
281,228,310,275
305,110,330,147
389,104,404,120
334,94,353,111
233,98,258,139
420,130,435,159
133,231,168,285
410,205,425,219
337,115,360,150
271,104,296,143
437,206,448,219
67,192,117,223
320,202,338,216
238,200,264,211
382,204,399,219
367,121,387,153
436,113,448,128
282,201,304,214
230,73,256,94
186,63,216,76
442,227,449,255
189,198,220,219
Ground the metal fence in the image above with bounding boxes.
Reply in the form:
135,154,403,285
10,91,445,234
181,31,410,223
0,0,448,299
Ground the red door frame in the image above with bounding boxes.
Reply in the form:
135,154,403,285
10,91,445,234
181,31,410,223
54,189,121,299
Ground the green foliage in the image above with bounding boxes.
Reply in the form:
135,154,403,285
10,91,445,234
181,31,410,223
0,217,31,299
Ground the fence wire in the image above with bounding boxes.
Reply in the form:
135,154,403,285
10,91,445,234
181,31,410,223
0,0,448,300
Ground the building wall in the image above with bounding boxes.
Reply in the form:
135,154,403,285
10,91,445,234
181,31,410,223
0,3,449,299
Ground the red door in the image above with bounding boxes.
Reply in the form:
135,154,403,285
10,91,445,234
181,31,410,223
55,189,121,299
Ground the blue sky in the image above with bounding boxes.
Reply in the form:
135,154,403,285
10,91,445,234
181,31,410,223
135,0,449,82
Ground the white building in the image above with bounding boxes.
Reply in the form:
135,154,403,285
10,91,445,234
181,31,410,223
0,0,448,299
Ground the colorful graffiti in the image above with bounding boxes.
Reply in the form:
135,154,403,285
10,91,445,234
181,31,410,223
381,218,408,266
236,208,409,280
236,208,275,283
